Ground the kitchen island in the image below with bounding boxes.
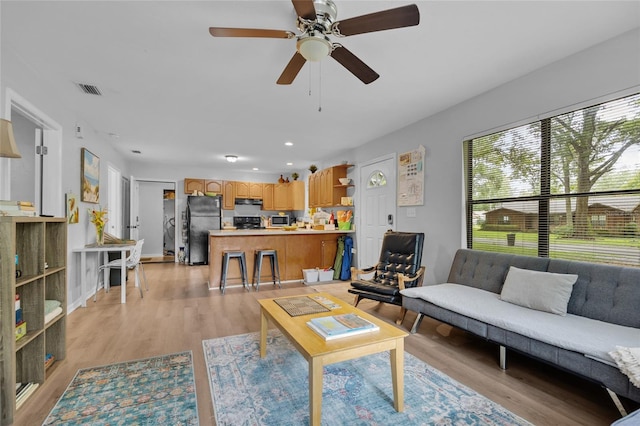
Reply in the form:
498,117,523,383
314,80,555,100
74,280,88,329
208,229,354,290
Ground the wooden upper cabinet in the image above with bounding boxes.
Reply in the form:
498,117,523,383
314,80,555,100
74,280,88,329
290,181,304,211
273,183,291,210
222,181,235,210
249,182,263,199
308,165,352,208
262,183,274,210
234,181,250,198
184,178,204,194
204,180,223,194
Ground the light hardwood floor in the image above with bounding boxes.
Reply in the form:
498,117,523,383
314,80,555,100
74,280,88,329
15,263,636,425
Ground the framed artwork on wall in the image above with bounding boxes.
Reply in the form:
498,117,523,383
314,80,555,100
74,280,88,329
81,148,100,203
66,193,79,223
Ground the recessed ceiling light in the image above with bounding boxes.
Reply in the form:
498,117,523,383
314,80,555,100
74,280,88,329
252,167,259,171
284,141,293,146
286,162,293,166
225,155,238,163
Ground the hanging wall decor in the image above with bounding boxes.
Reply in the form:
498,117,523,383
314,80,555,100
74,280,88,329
81,148,100,203
66,193,79,224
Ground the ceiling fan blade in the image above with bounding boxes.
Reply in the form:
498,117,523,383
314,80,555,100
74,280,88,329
333,4,420,37
277,52,307,85
330,45,379,84
209,27,294,39
292,0,316,20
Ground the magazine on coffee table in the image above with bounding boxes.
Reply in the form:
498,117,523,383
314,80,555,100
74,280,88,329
274,296,330,317
307,313,379,341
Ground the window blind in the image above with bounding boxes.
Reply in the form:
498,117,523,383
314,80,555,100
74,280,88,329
466,92,640,266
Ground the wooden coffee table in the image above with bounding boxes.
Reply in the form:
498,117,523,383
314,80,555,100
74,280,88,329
258,292,408,426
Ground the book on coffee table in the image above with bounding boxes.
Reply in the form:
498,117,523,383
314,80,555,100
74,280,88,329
307,313,380,341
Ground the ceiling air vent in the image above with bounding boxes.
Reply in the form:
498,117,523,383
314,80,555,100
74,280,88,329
75,83,102,96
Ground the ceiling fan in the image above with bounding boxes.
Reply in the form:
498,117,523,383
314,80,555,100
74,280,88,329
209,0,420,85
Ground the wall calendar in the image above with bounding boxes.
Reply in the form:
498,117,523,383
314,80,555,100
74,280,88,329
397,145,425,206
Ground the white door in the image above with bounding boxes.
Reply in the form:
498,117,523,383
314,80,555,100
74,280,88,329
358,155,396,268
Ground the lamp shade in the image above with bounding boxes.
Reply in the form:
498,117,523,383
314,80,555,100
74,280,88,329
0,119,21,158
297,36,332,62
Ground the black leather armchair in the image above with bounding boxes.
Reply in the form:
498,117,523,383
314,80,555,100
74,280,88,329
348,231,425,324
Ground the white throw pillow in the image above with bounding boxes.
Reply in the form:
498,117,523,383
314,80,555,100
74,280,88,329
500,266,578,316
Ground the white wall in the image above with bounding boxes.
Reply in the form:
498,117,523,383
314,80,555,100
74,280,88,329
1,47,132,311
351,28,640,285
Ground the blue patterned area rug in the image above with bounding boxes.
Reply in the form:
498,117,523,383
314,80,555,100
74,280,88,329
43,351,198,425
203,331,532,425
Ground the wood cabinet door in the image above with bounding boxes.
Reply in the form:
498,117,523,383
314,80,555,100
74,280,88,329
235,181,250,198
249,182,263,199
290,181,304,211
308,174,317,208
184,178,204,194
222,181,235,209
273,183,291,210
204,180,222,194
262,183,274,210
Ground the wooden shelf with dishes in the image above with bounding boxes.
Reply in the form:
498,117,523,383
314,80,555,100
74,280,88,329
309,164,354,208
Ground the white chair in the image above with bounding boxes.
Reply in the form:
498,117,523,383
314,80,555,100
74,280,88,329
94,239,148,302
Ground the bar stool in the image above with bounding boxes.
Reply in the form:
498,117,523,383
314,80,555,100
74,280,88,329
253,249,282,291
220,250,249,294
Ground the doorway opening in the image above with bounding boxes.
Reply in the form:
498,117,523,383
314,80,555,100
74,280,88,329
130,177,178,263
1,88,63,215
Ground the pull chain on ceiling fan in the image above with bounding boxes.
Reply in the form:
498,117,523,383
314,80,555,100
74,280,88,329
209,0,420,85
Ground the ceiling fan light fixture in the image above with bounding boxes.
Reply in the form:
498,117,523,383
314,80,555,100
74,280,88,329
225,154,238,163
297,34,332,62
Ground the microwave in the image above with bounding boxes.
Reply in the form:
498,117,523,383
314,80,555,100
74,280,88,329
270,215,290,227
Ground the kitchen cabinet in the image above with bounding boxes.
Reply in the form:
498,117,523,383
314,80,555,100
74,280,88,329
290,181,304,211
234,181,262,199
204,180,223,194
184,178,204,194
249,182,263,199
222,181,235,210
309,164,353,208
234,181,249,198
308,173,318,208
273,183,290,210
272,182,304,211
262,183,274,210
0,217,67,424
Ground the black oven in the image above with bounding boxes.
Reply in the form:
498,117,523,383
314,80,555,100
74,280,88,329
233,216,262,229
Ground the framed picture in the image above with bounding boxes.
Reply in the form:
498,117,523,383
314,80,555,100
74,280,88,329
66,193,79,224
81,148,100,203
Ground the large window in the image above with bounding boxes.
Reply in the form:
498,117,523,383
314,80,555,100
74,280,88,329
465,93,640,266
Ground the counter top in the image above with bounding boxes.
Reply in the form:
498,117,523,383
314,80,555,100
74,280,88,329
210,228,354,237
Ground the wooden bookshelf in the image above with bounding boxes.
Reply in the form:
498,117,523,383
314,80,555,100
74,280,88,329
0,217,67,424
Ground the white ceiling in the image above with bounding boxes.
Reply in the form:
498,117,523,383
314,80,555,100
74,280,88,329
2,1,639,174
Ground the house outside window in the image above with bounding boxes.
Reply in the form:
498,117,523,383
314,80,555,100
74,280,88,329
465,92,640,266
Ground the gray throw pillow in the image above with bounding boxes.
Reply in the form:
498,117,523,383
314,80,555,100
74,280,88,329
500,266,578,316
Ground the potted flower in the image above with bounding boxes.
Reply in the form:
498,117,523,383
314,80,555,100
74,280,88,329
89,205,108,245
291,172,299,181
309,164,317,174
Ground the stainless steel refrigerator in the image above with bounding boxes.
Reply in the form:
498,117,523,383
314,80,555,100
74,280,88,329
186,195,221,265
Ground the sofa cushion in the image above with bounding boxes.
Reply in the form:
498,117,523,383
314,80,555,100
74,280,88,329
549,259,640,328
401,283,640,364
500,266,578,315
447,249,550,294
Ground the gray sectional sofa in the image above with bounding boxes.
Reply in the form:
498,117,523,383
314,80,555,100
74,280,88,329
400,249,640,414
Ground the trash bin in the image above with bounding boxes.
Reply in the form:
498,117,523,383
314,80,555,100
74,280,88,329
506,233,516,246
108,252,128,286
